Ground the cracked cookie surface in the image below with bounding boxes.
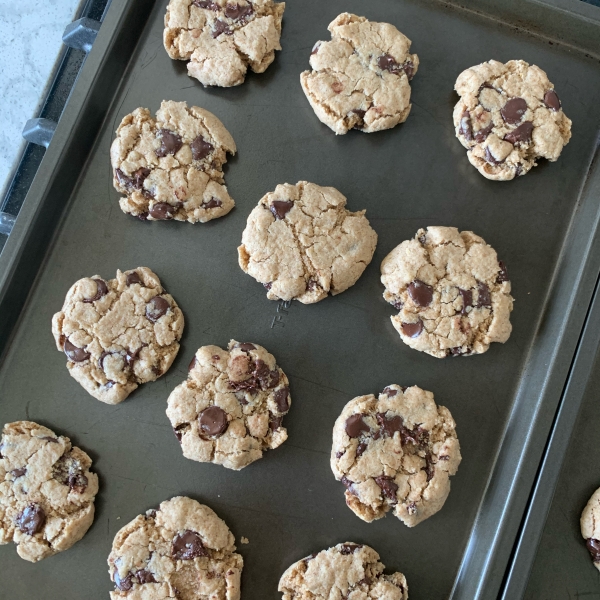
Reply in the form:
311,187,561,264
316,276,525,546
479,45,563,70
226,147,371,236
108,496,243,600
453,59,572,180
238,181,377,303
0,421,98,562
110,100,236,222
164,0,285,87
331,386,461,527
381,226,513,358
167,340,290,470
52,267,184,405
278,542,408,600
581,488,600,571
300,12,418,135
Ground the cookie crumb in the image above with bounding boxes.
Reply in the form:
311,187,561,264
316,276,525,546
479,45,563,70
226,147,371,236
241,537,249,544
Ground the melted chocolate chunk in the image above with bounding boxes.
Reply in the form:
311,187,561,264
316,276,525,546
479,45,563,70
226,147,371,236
345,414,370,438
114,570,133,591
64,339,90,362
374,476,398,503
191,135,214,161
484,146,504,165
476,282,491,308
199,406,228,437
224,2,253,20
53,453,88,493
544,90,561,111
270,200,293,220
135,569,157,584
212,19,232,37
193,0,219,7
341,476,354,489
382,386,397,397
340,543,362,555
473,122,493,143
10,467,26,478
172,530,207,560
356,442,367,457
407,280,433,306
504,121,533,145
587,538,600,562
188,356,197,371
352,109,366,121
236,343,256,351
377,54,413,79
403,60,415,80
126,271,143,286
116,167,151,190
459,111,473,141
458,288,473,315
155,129,183,157
202,197,222,209
84,278,108,303
125,345,145,367
173,424,187,442
424,452,435,481
16,503,46,535
146,296,170,322
497,261,509,283
401,320,423,338
149,202,177,220
335,450,344,459
501,97,527,124
269,413,283,431
228,358,278,393
274,387,290,412
137,212,149,221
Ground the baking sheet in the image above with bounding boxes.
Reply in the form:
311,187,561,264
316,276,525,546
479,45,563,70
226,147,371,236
1,0,600,598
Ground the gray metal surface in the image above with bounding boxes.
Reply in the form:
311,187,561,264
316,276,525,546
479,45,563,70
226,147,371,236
1,0,600,599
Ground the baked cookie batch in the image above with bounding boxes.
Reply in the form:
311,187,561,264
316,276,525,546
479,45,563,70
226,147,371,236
1,3,579,599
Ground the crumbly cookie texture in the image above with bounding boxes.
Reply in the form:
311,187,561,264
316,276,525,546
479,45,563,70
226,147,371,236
238,181,378,303
453,59,572,180
0,421,98,562
581,487,600,571
166,340,291,470
300,13,418,135
331,386,461,527
108,496,243,600
164,0,285,87
278,542,408,600
110,100,236,222
52,267,184,405
381,226,513,358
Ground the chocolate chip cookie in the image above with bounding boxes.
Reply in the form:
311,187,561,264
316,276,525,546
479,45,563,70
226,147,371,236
331,386,461,527
453,59,572,180
108,496,243,599
164,0,285,87
0,421,98,562
581,487,600,570
381,226,513,358
167,340,291,470
279,542,408,600
238,181,378,303
300,13,418,135
52,267,184,404
110,100,236,222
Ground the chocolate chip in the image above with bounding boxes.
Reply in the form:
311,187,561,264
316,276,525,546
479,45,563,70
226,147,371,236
191,135,214,161
53,453,88,493
64,339,90,362
193,0,218,7
458,288,473,315
544,90,561,111
515,164,523,177
378,54,413,78
236,343,256,351
374,476,398,503
403,60,415,80
352,109,366,120
16,503,45,535
345,414,370,438
356,442,367,457
199,406,228,437
270,200,293,220
125,345,145,367
459,111,473,141
587,538,600,562
269,413,283,431
173,424,187,442
407,280,433,307
424,452,435,481
68,472,88,494
212,19,232,37
149,202,177,220
341,476,354,489
340,543,362,555
407,501,418,515
224,2,253,19
83,278,108,303
202,197,222,209
114,570,133,591
10,468,26,478
484,146,504,165
146,296,170,322
126,271,143,286
268,369,280,389
473,122,493,143
274,387,290,412
188,356,197,371
401,320,423,338
376,413,404,438
311,41,321,55
504,121,533,145
497,261,509,283
501,97,527,124
172,530,208,560
263,282,272,290
476,282,491,308
335,451,344,459
449,347,466,357
116,167,151,190
392,299,404,310
155,129,183,157
147,509,157,519
382,386,397,397
135,569,156,584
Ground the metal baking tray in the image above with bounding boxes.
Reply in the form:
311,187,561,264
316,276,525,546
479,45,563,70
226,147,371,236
1,0,600,598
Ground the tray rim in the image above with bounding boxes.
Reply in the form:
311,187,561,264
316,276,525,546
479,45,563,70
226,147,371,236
1,1,600,599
